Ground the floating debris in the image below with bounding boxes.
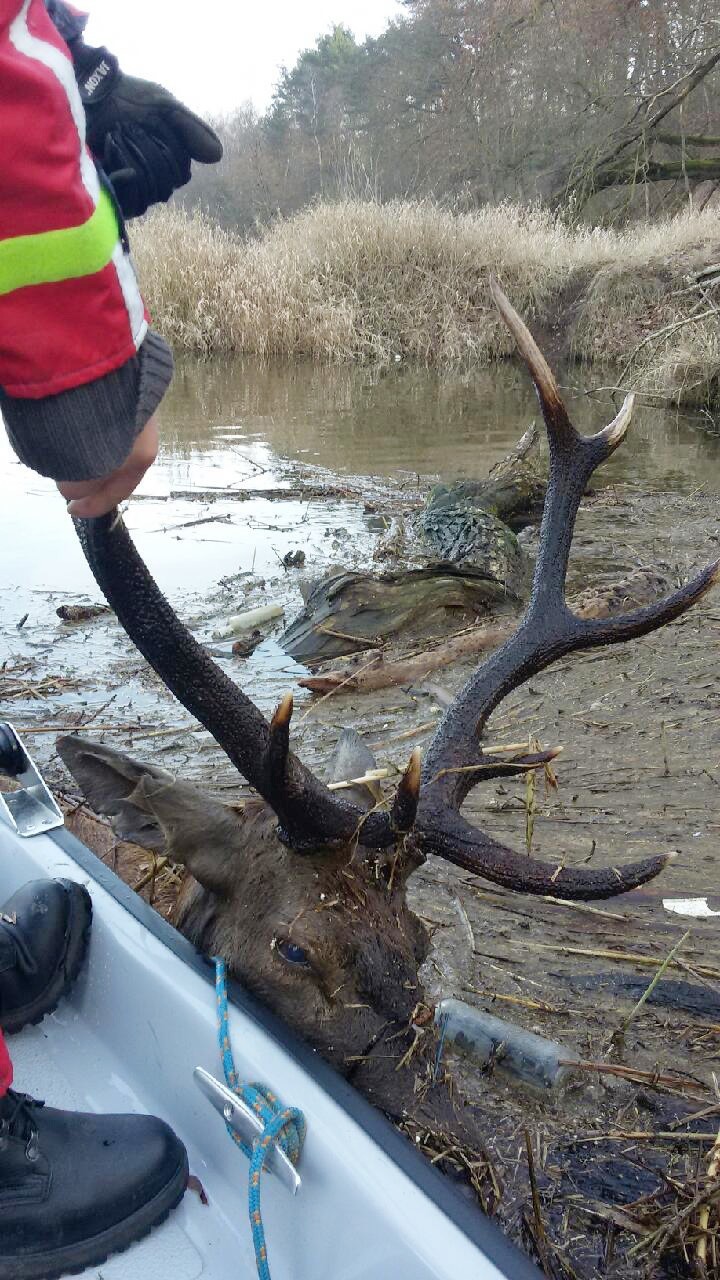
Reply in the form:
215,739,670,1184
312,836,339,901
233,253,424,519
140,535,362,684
56,603,112,624
211,603,284,640
231,629,264,658
434,998,579,1092
664,897,720,919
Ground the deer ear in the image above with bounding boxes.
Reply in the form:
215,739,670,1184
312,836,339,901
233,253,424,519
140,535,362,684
57,735,170,849
328,728,381,810
57,734,245,897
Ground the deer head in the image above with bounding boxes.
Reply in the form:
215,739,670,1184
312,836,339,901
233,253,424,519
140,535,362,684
58,281,718,1074
57,728,430,1071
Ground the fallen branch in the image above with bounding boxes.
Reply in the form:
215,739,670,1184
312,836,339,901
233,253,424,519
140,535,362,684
618,306,719,387
618,929,692,1035
524,1131,550,1271
327,768,395,792
632,1176,720,1261
299,626,509,694
531,941,720,981
557,45,720,207
17,723,186,736
558,1060,711,1097
468,883,627,922
463,986,564,1015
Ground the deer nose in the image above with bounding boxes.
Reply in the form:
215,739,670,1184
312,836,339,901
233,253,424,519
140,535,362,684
352,941,418,1020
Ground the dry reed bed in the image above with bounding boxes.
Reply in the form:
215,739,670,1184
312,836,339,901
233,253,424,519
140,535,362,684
133,201,720,408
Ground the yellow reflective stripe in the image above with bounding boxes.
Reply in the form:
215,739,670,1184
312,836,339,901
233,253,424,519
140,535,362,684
0,189,119,298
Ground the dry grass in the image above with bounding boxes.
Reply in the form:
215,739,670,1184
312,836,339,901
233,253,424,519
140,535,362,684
133,200,720,407
571,209,720,407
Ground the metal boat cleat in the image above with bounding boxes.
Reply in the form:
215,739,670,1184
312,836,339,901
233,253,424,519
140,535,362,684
0,723,64,838
194,1067,302,1195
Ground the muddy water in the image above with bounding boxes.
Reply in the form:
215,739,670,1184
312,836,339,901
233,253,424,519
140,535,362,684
3,359,720,594
2,358,720,754
4,356,717,600
163,357,720,487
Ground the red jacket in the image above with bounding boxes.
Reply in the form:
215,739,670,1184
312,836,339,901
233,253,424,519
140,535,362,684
0,0,147,399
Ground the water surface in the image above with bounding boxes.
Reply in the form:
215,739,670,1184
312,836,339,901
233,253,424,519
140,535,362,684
2,357,719,744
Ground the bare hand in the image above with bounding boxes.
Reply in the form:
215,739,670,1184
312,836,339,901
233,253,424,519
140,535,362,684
58,418,159,518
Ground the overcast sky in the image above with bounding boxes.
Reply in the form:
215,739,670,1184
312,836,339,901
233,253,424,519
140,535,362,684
82,0,405,118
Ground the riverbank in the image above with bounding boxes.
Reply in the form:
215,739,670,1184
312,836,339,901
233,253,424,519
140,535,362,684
133,200,720,410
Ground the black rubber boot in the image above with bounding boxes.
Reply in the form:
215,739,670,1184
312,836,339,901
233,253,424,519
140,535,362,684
0,1090,188,1279
0,880,92,1034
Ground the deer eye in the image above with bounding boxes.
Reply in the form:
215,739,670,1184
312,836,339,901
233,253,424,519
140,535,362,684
275,938,311,968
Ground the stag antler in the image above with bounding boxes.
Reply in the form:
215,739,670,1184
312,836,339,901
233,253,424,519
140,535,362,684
413,278,718,897
72,281,716,900
73,516,393,850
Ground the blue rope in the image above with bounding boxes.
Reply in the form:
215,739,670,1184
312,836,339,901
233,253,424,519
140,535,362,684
214,958,306,1280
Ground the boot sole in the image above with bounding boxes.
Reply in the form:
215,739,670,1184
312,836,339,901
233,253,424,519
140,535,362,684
1,882,93,1035
0,1149,189,1280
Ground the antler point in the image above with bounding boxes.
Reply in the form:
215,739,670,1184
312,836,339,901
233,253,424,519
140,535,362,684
404,748,422,795
391,748,422,834
271,691,294,732
599,393,634,451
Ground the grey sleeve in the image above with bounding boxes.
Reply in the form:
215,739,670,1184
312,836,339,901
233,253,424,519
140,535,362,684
44,0,87,44
0,332,173,484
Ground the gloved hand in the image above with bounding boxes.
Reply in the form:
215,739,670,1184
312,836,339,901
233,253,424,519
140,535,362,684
70,42,223,218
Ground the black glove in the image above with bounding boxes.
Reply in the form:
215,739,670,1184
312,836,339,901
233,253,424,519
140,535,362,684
70,42,223,219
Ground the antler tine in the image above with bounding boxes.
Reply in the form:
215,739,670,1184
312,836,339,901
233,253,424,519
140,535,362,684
421,281,635,809
74,513,395,852
415,281,718,899
489,277,634,463
423,812,678,901
489,276,575,445
597,392,634,451
491,277,634,606
266,692,293,799
391,749,422,834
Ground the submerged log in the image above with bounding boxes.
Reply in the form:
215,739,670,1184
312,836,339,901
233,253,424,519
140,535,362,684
281,569,519,664
299,567,672,693
420,422,546,546
283,428,548,665
412,422,544,574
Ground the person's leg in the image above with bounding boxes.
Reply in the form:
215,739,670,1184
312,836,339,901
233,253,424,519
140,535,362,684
0,1030,12,1097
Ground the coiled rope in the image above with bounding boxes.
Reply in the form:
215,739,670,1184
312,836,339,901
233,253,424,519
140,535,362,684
215,958,306,1280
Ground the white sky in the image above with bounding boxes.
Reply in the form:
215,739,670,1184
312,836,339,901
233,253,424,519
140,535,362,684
82,0,405,118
